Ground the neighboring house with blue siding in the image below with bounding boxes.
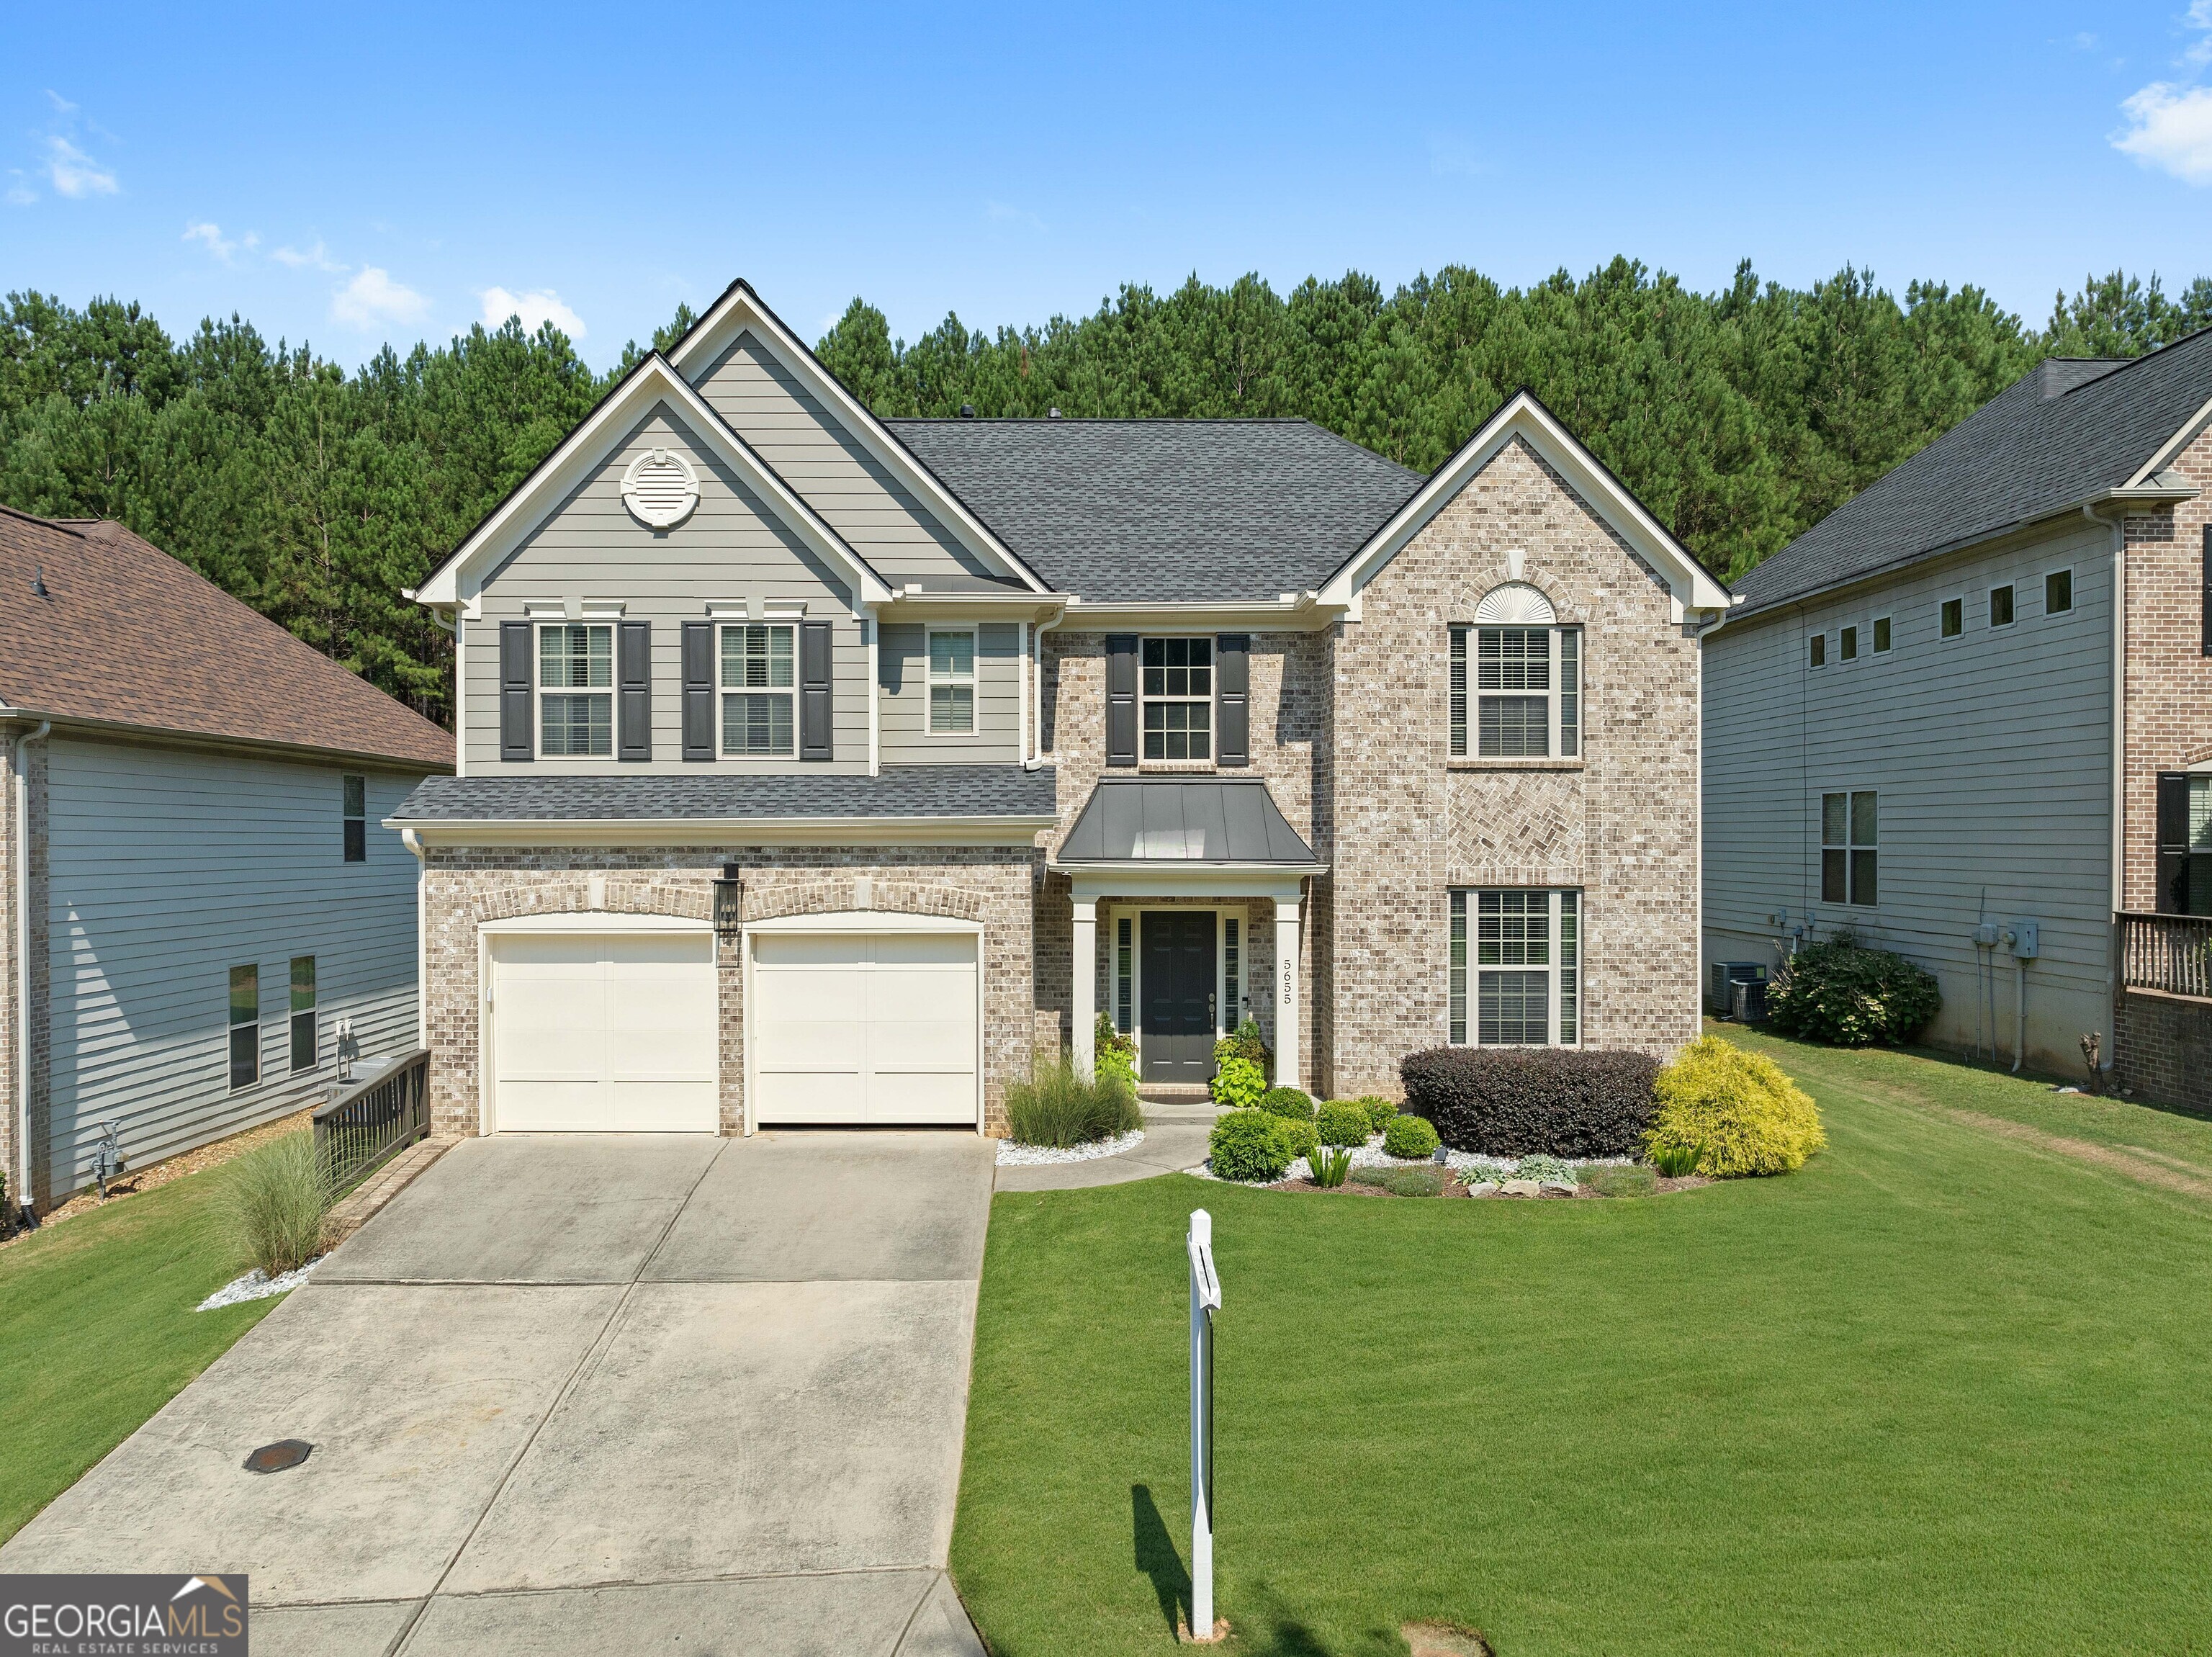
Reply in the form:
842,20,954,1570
1,507,452,1221
1703,333,2212,1095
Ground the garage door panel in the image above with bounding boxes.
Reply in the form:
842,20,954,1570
750,930,979,1126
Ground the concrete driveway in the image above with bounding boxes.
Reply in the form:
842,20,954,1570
0,1131,996,1656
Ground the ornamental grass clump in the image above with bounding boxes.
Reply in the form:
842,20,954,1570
1766,930,1941,1046
1646,1036,1827,1177
1209,1109,1294,1183
229,1132,330,1277
1006,1051,1142,1149
1316,1100,1372,1148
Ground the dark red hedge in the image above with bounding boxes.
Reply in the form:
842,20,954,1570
1398,1046,1660,1157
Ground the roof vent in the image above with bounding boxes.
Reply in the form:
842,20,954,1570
31,563,49,598
620,447,700,530
958,403,976,418
1474,582,1556,624
1048,407,1062,419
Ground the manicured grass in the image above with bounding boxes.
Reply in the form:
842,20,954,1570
953,1029,2212,1655
0,1166,280,1543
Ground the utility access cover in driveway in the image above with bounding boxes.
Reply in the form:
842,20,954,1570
0,1131,996,1656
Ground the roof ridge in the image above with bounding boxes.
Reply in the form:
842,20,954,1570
0,502,86,538
2057,325,2212,397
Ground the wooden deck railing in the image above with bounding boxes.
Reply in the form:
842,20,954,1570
2118,912,2212,1002
314,1048,429,1198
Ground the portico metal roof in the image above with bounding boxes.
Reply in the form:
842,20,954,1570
1054,778,1321,866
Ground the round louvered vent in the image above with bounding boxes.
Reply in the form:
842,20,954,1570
621,446,699,529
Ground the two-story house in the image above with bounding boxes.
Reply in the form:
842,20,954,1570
1703,330,2212,1101
395,279,1725,1137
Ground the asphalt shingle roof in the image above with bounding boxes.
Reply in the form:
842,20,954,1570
1056,778,1320,865
390,764,1058,823
0,506,454,769
1733,336,2212,616
886,419,1423,603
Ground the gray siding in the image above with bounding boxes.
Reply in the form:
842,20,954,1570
689,331,998,588
45,740,426,1192
461,405,872,775
878,621,1022,763
1702,517,2114,1072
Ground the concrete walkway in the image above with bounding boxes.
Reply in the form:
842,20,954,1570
0,1131,995,1657
992,1097,1218,1192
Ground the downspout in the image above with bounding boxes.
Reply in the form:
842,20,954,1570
14,719,50,1226
401,829,428,1049
2086,500,2128,1067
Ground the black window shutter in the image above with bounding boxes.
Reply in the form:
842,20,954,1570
800,621,833,761
2201,526,2211,657
1215,633,1250,767
682,621,715,761
500,620,534,761
1106,634,1138,767
2157,771,2192,914
617,619,652,761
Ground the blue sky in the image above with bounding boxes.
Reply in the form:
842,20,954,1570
6,1,2212,372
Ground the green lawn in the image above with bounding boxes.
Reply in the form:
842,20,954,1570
0,1165,280,1544
953,1028,2212,1656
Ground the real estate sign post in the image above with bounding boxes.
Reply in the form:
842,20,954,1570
1188,1208,1222,1638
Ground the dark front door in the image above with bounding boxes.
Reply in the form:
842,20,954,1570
1142,912,1216,1082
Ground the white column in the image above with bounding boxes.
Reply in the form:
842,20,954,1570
1072,897,1097,1077
1274,896,1300,1093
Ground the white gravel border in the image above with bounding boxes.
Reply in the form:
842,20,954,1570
995,1128,1146,1167
1194,1133,1636,1186
197,1257,323,1310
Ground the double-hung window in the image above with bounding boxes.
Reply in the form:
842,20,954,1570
1142,637,1212,760
540,624,613,756
1449,627,1580,758
929,628,976,735
289,956,318,1072
1821,791,1877,906
343,774,367,861
721,623,795,755
1449,889,1579,1046
229,965,259,1090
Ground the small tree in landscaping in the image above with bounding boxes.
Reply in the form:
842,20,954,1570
1646,1036,1827,1177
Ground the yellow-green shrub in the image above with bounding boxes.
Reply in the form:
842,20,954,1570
1645,1036,1826,1177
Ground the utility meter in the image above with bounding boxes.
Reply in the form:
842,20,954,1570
2006,921,2039,959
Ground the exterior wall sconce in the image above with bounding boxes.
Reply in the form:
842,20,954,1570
714,864,745,937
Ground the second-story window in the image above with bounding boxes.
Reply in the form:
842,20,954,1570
1143,637,1212,760
1821,790,1877,906
929,628,976,735
722,623,795,755
1449,626,1580,758
342,774,366,862
540,623,613,757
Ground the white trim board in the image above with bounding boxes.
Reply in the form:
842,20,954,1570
415,354,894,613
668,280,1050,595
1317,390,1732,622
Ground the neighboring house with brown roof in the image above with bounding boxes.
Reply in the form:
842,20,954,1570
1,506,453,1219
390,279,1726,1144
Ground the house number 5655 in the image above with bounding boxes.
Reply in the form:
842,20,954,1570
1281,961,1293,1005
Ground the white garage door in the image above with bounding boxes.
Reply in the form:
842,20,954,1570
750,930,979,1125
490,931,719,1132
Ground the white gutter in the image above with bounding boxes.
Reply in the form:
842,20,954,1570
13,718,49,1223
401,828,428,1048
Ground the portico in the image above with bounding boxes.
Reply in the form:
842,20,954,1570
1051,778,1326,1092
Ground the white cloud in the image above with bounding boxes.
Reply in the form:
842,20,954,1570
274,238,346,272
2115,81,2212,182
331,267,431,328
5,171,33,207
2192,0,2212,65
44,89,76,116
182,220,253,262
479,285,585,338
45,136,116,197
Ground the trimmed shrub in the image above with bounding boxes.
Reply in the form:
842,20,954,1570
1210,1054,1267,1111
1357,1096,1398,1135
1398,1047,1659,1158
1646,1036,1827,1177
1766,931,1941,1046
1094,1012,1137,1092
1210,1109,1293,1183
1006,1051,1143,1149
1382,1114,1441,1159
230,1132,329,1276
1315,1100,1372,1148
1273,1116,1319,1161
1259,1086,1315,1121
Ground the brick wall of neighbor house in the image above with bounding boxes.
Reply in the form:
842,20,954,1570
421,845,1037,1138
1037,630,1329,1082
2116,420,2212,1106
1330,434,1703,1097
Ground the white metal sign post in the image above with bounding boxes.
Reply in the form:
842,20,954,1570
1187,1208,1223,1641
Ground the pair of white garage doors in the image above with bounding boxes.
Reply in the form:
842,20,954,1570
485,918,980,1131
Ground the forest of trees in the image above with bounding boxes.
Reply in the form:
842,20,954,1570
2,262,2206,729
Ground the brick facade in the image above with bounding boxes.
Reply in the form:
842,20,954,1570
421,845,1035,1138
